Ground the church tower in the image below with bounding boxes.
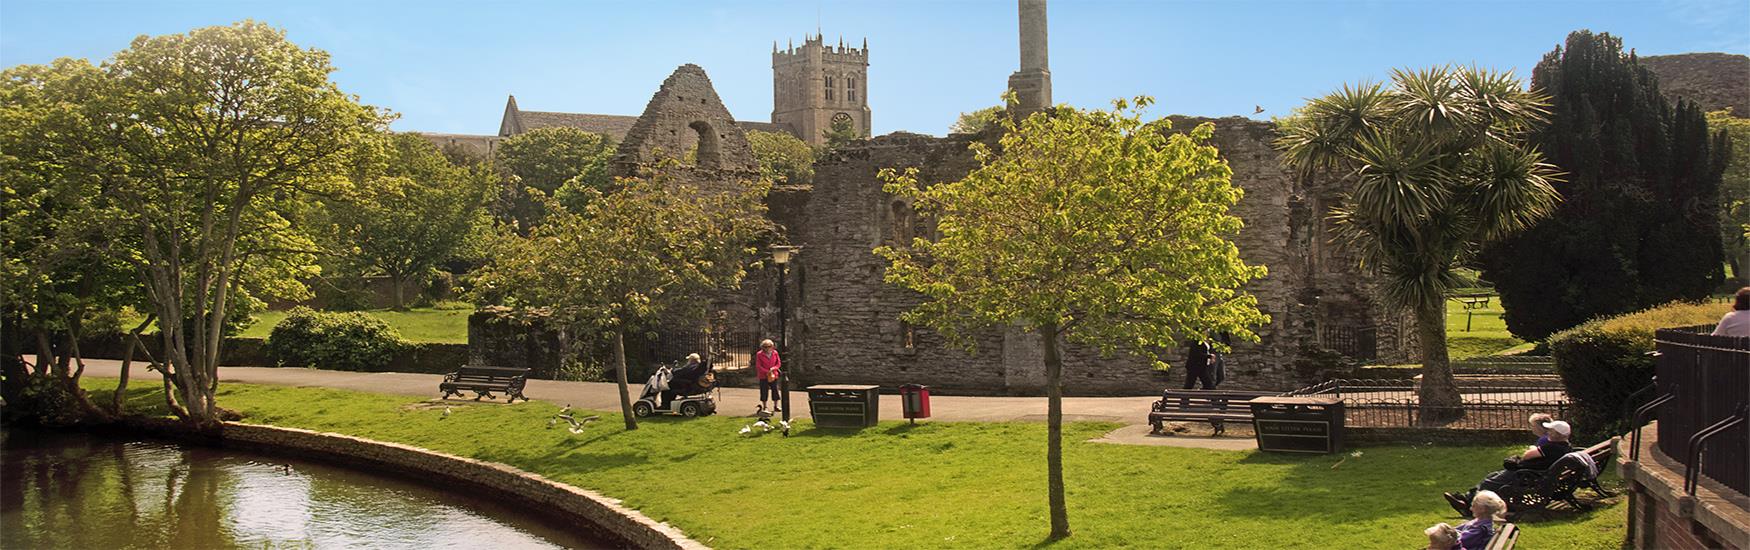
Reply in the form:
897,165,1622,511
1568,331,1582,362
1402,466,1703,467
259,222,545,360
772,34,871,146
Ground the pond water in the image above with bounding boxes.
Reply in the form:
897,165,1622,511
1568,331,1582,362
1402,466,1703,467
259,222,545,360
0,429,612,549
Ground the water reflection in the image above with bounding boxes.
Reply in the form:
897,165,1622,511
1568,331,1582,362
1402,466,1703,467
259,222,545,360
1,429,606,549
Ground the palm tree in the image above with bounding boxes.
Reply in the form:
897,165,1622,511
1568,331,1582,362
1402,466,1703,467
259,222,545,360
1276,66,1563,422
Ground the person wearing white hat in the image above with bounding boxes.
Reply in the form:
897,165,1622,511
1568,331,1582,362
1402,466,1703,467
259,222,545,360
1442,420,1576,516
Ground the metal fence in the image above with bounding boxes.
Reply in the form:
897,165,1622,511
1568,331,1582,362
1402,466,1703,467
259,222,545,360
1652,326,1749,497
1289,377,1569,429
1318,325,1378,361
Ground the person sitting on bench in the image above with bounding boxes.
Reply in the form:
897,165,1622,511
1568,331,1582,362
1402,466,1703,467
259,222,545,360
1443,421,1574,515
1423,522,1459,550
1455,490,1507,550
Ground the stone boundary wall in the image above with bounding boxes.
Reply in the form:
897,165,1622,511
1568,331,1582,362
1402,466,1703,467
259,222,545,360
1618,424,1750,550
117,418,708,550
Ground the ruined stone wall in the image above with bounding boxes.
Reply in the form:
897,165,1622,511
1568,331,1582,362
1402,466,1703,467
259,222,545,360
787,133,1010,391
776,117,1414,395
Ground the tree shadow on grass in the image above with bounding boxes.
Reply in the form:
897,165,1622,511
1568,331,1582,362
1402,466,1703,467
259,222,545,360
1212,447,1625,526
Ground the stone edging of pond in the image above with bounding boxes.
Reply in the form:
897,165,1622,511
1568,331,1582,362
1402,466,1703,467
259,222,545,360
115,417,709,550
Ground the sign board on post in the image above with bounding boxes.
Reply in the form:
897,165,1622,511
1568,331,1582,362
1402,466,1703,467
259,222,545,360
1249,395,1345,453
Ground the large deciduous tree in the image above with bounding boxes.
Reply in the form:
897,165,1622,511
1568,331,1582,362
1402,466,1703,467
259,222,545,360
1276,66,1562,421
325,133,492,309
90,22,388,424
477,167,771,430
877,97,1268,540
0,59,142,422
1481,31,1728,340
1705,110,1746,285
493,127,616,228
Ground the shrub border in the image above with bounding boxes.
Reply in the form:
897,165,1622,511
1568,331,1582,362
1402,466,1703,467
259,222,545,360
113,417,708,550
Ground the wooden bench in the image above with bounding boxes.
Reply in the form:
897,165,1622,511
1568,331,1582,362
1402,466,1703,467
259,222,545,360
439,365,531,402
1148,389,1280,436
1484,522,1518,550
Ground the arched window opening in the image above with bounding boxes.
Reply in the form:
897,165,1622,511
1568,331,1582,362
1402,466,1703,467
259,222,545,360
689,120,721,169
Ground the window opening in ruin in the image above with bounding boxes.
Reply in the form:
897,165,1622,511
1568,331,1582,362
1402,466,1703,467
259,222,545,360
688,120,721,169
901,320,915,349
889,200,912,245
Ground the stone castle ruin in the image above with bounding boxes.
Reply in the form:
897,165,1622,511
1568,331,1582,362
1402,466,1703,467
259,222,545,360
467,0,1415,394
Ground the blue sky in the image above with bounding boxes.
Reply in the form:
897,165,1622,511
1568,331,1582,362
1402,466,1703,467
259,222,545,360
3,1,1746,136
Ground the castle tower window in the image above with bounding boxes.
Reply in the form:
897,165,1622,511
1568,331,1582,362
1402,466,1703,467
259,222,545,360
824,75,835,101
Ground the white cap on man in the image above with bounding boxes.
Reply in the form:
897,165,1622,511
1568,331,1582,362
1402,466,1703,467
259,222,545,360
1543,420,1572,437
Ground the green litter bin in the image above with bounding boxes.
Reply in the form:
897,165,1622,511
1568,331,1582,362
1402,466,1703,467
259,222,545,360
807,385,880,428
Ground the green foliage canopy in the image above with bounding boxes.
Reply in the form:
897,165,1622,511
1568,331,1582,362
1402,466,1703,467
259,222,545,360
2,21,392,423
324,133,492,308
493,127,617,227
476,167,772,428
746,130,815,185
1707,110,1747,284
949,106,1004,135
879,97,1267,538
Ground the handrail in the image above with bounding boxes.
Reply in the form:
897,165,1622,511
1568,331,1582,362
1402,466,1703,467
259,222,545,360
1683,403,1749,496
1629,386,1677,462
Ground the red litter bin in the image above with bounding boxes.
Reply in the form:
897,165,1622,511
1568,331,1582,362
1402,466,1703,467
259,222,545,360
899,384,931,423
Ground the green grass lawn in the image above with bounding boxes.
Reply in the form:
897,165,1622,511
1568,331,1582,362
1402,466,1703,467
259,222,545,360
238,307,471,344
1445,295,1527,359
86,378,1624,549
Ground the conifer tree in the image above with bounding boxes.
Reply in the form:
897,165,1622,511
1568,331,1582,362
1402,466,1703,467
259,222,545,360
1482,31,1728,341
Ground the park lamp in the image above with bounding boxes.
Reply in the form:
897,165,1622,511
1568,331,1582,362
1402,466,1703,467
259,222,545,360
771,245,800,265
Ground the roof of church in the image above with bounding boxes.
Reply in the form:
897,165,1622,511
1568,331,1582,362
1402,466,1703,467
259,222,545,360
502,97,795,140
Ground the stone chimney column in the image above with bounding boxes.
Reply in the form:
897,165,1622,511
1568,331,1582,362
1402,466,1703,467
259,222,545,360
1008,0,1053,117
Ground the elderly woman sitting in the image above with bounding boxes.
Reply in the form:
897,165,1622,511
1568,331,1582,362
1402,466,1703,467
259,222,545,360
1455,490,1508,549
1423,522,1459,550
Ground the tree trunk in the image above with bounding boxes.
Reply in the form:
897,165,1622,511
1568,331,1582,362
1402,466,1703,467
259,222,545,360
391,274,407,310
1416,300,1462,424
1039,322,1071,540
114,335,137,414
613,328,638,430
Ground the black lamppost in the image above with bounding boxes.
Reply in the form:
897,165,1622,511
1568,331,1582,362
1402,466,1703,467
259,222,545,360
771,245,800,426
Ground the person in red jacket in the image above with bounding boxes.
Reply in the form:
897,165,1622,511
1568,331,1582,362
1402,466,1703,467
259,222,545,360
755,339,782,412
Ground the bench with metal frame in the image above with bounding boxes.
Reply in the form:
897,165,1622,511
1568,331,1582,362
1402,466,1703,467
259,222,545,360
439,365,531,402
1148,389,1279,436
1497,439,1617,514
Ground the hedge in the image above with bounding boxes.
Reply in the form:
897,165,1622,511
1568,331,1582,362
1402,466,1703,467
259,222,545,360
1550,301,1721,438
265,307,408,372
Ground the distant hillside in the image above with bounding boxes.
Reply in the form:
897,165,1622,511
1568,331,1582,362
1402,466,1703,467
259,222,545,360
1641,53,1749,118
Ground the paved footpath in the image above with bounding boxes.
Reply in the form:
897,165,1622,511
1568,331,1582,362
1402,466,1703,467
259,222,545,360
73,358,1254,450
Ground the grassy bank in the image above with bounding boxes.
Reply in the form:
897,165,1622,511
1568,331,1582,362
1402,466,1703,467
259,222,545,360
85,379,1624,549
1446,295,1527,358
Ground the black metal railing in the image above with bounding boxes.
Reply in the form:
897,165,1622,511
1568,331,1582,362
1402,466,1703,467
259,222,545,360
1288,377,1568,429
1318,325,1378,361
1652,326,1749,497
